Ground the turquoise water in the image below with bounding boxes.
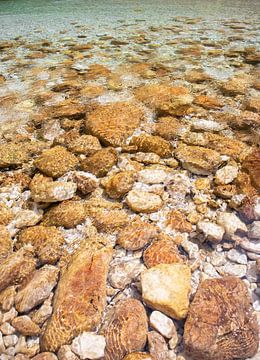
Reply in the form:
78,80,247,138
0,0,260,39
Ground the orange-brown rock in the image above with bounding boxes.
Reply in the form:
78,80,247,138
32,353,58,360
67,135,102,155
80,147,118,177
12,315,41,336
51,80,81,93
184,276,259,360
17,226,65,265
245,96,260,113
15,265,59,313
165,210,193,233
134,84,193,116
154,117,184,140
104,298,148,360
73,172,99,194
242,148,260,190
123,353,154,360
0,246,36,292
41,245,113,352
0,171,31,190
0,203,13,225
117,220,159,250
175,143,221,175
44,100,86,119
92,209,129,233
85,64,111,80
130,134,173,158
103,171,136,199
0,286,16,311
143,235,183,268
220,77,250,96
34,146,78,178
185,69,211,83
80,84,105,98
0,142,31,168
205,133,248,159
194,95,223,109
41,200,86,228
86,102,143,146
0,225,12,262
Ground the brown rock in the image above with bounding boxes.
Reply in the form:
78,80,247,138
184,276,259,360
17,226,64,265
242,148,260,190
0,203,13,225
143,235,183,268
205,133,247,159
220,77,250,96
34,146,78,178
194,95,223,109
73,172,98,194
32,353,58,360
41,245,113,352
134,84,193,116
12,315,41,336
0,286,16,311
154,116,184,140
117,220,159,250
175,143,221,175
41,200,86,228
86,102,143,146
0,143,30,168
165,210,192,233
147,331,168,360
130,134,173,158
58,345,79,360
0,246,36,292
103,171,136,199
45,100,86,119
15,265,59,313
0,225,12,262
85,64,111,80
245,96,260,113
126,190,163,213
123,353,154,360
81,147,117,177
104,298,148,360
67,135,102,155
185,69,211,83
80,84,104,98
92,209,129,233
214,184,237,199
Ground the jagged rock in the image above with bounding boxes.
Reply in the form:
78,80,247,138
141,264,191,320
0,203,13,225
165,210,192,233
34,146,78,178
15,265,59,313
0,225,12,263
30,174,77,203
242,148,260,190
0,143,30,168
41,245,112,352
71,332,106,359
12,316,41,336
0,246,36,292
73,172,99,194
147,331,169,360
184,276,259,360
130,134,173,158
41,200,86,228
17,225,64,265
86,102,143,146
154,116,184,140
103,171,136,199
220,76,250,95
0,286,16,311
80,147,117,177
104,298,148,360
215,165,238,185
126,190,163,213
58,345,79,360
117,220,159,250
194,95,223,109
67,135,102,155
175,144,221,175
245,97,260,113
216,212,247,239
197,221,225,243
143,235,183,268
108,259,145,289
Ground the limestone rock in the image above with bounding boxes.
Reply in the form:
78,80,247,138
0,246,36,292
165,210,192,233
154,117,184,140
17,225,64,265
123,353,154,360
103,171,136,199
73,172,99,194
67,135,102,155
184,276,259,360
141,264,191,320
197,221,225,243
126,190,163,213
86,102,143,146
32,354,58,360
130,134,173,158
41,200,86,228
30,174,77,203
143,236,183,268
0,225,12,263
246,96,260,113
216,212,247,239
220,76,250,96
41,246,112,352
194,95,223,109
204,133,247,159
175,144,221,175
104,298,148,360
242,148,260,190
117,220,158,251
34,146,78,178
0,143,30,168
91,209,129,233
12,316,41,336
15,265,59,313
215,165,238,185
0,203,13,225
0,286,16,311
71,332,106,359
109,259,145,289
81,148,117,177
150,311,176,339
147,331,169,360
58,345,79,360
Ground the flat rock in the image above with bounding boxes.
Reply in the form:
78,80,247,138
67,135,102,155
141,264,191,320
41,245,112,352
130,134,173,158
126,190,163,213
104,298,148,360
242,148,260,191
80,147,117,177
184,276,259,360
103,171,136,199
15,265,59,313
71,332,106,359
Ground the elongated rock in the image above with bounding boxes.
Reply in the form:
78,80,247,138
184,276,259,360
104,298,148,360
41,245,113,352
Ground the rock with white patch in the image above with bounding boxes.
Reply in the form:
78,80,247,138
149,311,176,339
71,332,106,360
215,165,238,185
216,212,247,239
197,221,224,243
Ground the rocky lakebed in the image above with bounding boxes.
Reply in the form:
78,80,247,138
0,10,260,360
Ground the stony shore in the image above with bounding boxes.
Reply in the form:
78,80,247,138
0,16,259,360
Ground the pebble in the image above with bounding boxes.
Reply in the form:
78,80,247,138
227,248,247,265
216,212,247,239
217,262,247,277
126,190,163,213
215,165,238,185
150,311,176,339
197,221,224,243
71,332,106,360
